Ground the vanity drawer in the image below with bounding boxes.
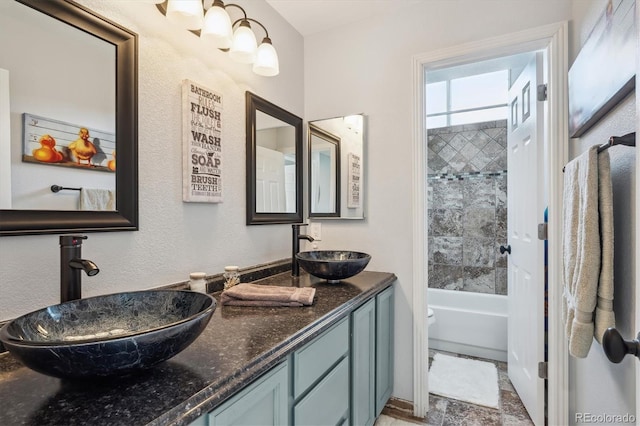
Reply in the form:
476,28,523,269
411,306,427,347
294,356,349,425
293,316,349,398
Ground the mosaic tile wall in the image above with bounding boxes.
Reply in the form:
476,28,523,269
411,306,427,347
427,120,508,295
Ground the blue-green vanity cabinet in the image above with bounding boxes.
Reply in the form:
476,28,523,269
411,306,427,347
189,414,208,426
352,286,395,425
293,317,350,398
197,284,394,426
208,361,289,426
351,298,376,426
293,357,350,425
293,317,350,425
375,285,394,415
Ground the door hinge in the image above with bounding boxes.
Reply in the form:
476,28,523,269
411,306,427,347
538,361,548,379
537,84,548,101
538,223,548,241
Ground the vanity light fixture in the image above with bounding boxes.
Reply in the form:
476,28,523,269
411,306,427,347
166,0,204,30
157,0,279,77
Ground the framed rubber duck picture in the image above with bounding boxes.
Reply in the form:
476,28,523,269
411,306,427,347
21,113,116,172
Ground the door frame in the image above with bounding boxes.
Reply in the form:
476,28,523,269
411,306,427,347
635,1,640,419
411,22,569,423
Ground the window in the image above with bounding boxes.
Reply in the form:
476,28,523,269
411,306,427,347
426,70,508,128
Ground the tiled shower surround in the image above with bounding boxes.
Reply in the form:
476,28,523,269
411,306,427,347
427,120,508,295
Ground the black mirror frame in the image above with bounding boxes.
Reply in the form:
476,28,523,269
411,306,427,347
0,0,138,236
246,92,303,225
308,123,341,218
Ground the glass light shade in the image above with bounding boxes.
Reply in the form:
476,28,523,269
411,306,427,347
166,0,204,30
253,39,279,76
201,4,233,49
229,22,257,64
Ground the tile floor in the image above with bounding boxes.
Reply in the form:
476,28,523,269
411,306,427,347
376,350,534,426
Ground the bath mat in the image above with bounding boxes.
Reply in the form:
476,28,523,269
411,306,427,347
428,353,499,409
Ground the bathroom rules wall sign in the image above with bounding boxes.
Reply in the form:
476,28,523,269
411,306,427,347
182,79,223,203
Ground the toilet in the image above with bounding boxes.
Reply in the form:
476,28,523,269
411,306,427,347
428,308,436,327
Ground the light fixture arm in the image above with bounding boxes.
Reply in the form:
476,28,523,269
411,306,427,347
221,2,248,20
234,17,270,40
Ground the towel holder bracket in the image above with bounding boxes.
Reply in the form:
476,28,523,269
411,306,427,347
602,327,640,363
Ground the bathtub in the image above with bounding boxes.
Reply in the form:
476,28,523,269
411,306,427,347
428,288,508,362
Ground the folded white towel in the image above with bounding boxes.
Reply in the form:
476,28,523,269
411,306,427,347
79,188,115,211
562,146,615,358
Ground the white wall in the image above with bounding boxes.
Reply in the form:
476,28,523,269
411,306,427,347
568,2,637,421
304,0,574,402
0,0,303,321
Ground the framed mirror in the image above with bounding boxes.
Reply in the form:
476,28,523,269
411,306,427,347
246,92,302,225
307,114,365,219
308,124,340,217
0,0,138,236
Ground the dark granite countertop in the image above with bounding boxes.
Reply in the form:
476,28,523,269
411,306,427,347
0,270,396,426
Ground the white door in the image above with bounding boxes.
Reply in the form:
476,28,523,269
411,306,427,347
506,53,545,426
255,146,286,212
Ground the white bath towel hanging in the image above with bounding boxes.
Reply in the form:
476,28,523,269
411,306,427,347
79,188,115,211
562,145,615,358
594,149,615,344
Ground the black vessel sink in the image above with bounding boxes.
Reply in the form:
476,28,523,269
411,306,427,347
0,290,215,379
296,250,371,283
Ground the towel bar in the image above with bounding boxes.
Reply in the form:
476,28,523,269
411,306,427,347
596,132,636,153
51,185,81,193
562,132,636,172
602,327,640,363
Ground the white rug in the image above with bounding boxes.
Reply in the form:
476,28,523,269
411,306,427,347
428,353,499,409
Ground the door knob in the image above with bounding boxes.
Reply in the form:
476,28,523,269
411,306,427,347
499,245,511,255
602,328,640,363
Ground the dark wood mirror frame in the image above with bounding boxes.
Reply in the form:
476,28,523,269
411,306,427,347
308,123,340,218
0,0,138,236
246,92,302,225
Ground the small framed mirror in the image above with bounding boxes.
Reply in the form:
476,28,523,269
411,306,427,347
246,92,302,225
308,124,340,217
307,114,365,220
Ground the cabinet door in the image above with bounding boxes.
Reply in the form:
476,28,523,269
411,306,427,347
351,298,376,426
208,361,289,426
376,285,394,415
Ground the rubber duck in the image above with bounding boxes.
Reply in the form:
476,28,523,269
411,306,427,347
32,134,64,163
107,150,116,171
68,128,97,166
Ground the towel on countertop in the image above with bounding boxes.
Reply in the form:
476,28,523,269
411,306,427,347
220,283,316,307
79,188,115,211
562,145,615,358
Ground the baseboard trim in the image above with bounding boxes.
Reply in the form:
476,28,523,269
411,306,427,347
381,397,426,424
